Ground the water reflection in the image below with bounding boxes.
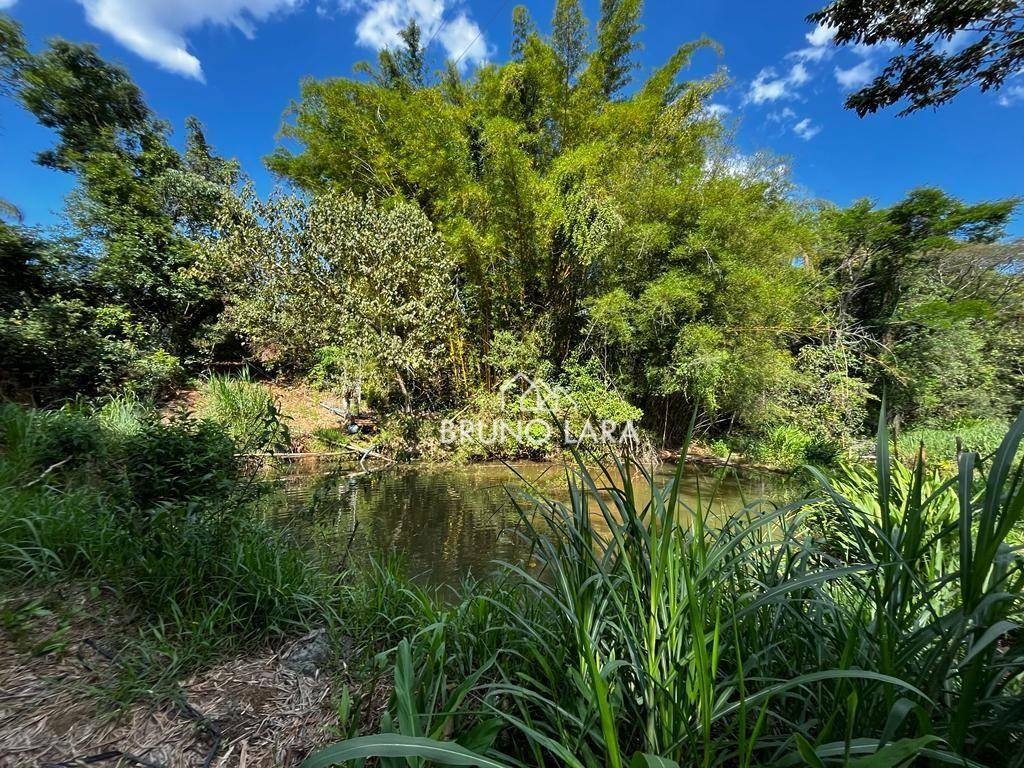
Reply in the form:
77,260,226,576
265,461,789,586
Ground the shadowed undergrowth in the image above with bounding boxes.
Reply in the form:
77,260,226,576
1,399,1022,766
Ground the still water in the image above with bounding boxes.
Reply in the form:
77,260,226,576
265,460,790,586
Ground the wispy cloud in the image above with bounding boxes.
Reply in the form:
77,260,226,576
705,103,732,118
342,0,490,70
747,63,810,104
792,117,820,140
766,106,820,140
748,18,888,110
789,22,835,63
805,23,835,48
834,59,876,89
76,0,302,81
998,84,1024,107
0,0,17,9
767,107,796,123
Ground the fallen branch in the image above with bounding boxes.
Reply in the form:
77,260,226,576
235,451,353,459
23,457,71,488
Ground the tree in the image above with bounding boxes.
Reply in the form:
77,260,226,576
0,16,235,397
398,19,427,88
595,0,643,98
356,19,429,89
809,0,1024,115
552,0,588,82
510,5,538,61
817,188,1023,427
267,3,808,432
0,12,27,96
205,189,461,409
17,39,152,171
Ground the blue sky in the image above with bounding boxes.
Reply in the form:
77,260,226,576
1,0,1021,236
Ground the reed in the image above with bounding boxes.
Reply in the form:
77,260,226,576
309,406,1024,768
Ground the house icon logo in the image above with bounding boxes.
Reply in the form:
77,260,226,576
497,373,575,415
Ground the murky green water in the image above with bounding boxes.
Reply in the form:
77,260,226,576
265,460,790,586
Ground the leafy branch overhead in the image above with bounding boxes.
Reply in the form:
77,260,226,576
810,0,1024,115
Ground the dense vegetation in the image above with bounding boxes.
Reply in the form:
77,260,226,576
3,396,1022,766
1,3,1023,760
1,5,1021,465
0,398,327,700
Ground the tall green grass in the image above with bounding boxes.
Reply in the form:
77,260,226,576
0,401,329,702
201,371,291,453
309,407,1024,768
896,419,1009,466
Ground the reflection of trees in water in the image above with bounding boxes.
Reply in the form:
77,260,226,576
275,463,791,587
350,470,525,585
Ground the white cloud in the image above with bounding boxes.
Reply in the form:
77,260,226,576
747,63,809,104
937,29,975,55
76,0,301,81
792,117,820,140
705,103,731,118
790,45,830,64
997,84,1024,107
790,22,836,63
0,0,17,9
437,11,488,68
805,23,836,48
788,62,810,86
834,59,876,89
346,0,490,70
767,106,796,123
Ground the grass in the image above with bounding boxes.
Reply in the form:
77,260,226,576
201,371,292,453
309,406,1024,768
0,399,330,705
896,419,1009,466
3,396,1022,765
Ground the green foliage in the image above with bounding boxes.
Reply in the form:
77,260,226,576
0,288,186,400
314,412,1024,768
0,402,328,695
205,188,460,408
1,6,1022,462
552,0,589,81
818,188,1022,432
266,4,808,435
0,12,27,96
809,0,1024,115
0,18,236,402
744,424,816,469
595,0,644,98
201,373,291,453
482,329,553,381
896,419,1009,465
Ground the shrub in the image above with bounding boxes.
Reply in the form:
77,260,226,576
745,423,816,469
96,390,154,436
897,418,1008,464
0,297,181,402
201,372,291,453
0,402,329,689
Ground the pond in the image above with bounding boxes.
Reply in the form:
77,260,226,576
265,460,793,587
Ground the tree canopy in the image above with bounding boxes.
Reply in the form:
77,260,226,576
0,5,1021,463
810,0,1024,115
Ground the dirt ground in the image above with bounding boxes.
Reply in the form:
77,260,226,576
172,381,352,454
0,586,376,768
